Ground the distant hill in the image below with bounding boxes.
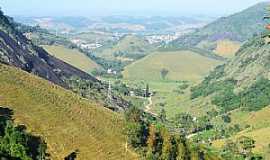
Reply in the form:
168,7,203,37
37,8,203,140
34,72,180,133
171,2,268,56
94,35,155,62
14,16,94,31
14,15,211,34
0,63,138,160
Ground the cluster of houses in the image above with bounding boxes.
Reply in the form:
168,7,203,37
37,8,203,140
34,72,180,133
145,34,179,44
107,68,117,75
71,39,103,50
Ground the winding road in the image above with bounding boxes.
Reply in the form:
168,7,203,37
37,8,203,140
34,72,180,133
144,96,158,117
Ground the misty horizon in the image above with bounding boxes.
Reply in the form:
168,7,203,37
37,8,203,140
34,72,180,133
0,0,267,18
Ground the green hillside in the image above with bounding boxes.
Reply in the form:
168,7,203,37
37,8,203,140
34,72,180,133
212,106,270,159
187,32,270,158
0,63,138,160
191,34,270,112
123,50,222,82
95,35,154,61
43,45,100,74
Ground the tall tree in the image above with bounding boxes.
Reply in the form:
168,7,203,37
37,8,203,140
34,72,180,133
161,127,173,160
160,68,169,80
145,84,150,97
159,108,167,123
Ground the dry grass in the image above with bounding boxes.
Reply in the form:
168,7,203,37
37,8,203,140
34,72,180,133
43,45,100,73
214,40,241,58
0,64,137,160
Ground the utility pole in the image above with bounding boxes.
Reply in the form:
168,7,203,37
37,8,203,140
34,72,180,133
107,81,112,100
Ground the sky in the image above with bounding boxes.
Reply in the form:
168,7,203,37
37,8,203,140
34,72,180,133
0,0,267,17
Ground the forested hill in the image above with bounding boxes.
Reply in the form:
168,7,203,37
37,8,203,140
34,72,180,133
191,32,270,112
170,2,268,48
0,9,98,88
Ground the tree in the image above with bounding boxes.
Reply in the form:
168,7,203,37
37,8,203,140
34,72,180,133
146,124,157,157
161,128,173,160
145,84,150,97
176,135,191,160
159,108,167,123
124,107,148,148
160,68,169,80
0,122,31,160
174,113,194,134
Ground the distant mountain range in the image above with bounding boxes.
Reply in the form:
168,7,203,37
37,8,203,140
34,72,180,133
14,15,213,34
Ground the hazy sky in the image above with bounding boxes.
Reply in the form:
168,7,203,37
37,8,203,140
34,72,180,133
0,0,267,17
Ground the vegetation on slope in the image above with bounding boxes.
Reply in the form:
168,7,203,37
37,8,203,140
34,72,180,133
170,2,268,56
0,107,47,160
94,35,155,61
124,106,223,160
213,40,241,58
0,63,137,160
191,33,270,112
43,45,100,74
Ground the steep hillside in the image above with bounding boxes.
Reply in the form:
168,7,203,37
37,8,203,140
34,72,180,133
0,11,130,111
0,11,97,88
0,63,138,160
123,50,222,82
171,2,268,55
43,45,100,74
191,33,270,112
213,40,241,58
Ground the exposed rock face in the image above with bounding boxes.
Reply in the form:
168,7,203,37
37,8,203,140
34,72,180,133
0,20,98,88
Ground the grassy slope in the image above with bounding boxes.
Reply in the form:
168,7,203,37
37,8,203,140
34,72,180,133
214,40,241,58
43,45,100,74
212,107,270,157
145,81,215,119
123,50,222,82
0,63,137,160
